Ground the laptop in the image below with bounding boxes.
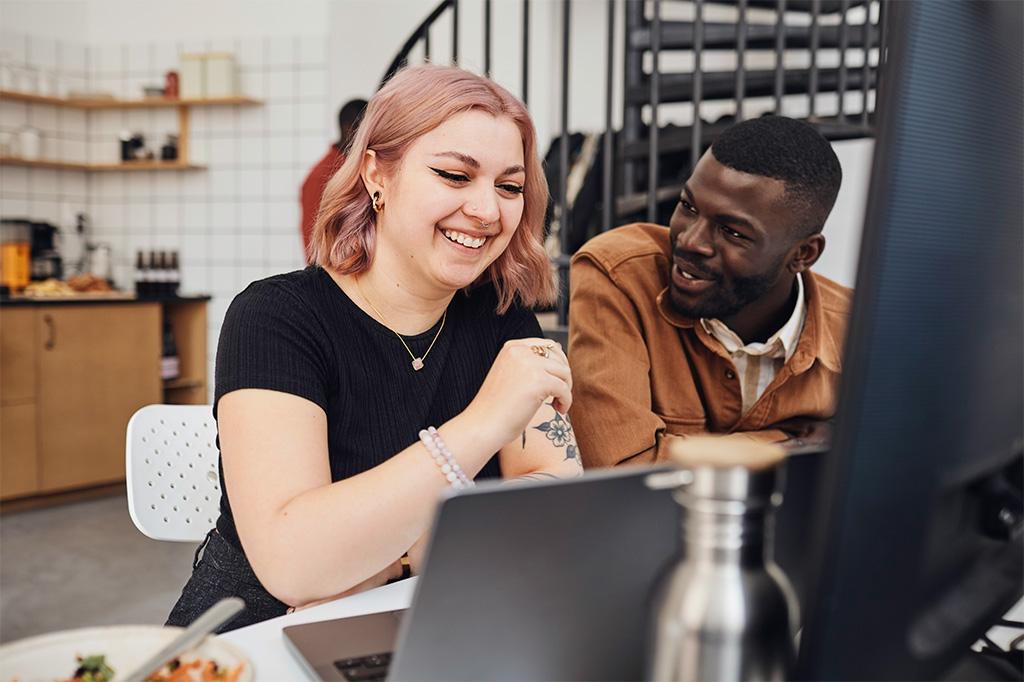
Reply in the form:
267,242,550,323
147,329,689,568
283,452,823,681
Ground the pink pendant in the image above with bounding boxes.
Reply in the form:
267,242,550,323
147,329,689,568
412,357,424,371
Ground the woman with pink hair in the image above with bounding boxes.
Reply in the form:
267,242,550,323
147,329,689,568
167,64,581,631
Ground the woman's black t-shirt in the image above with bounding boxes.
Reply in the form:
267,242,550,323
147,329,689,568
213,266,542,549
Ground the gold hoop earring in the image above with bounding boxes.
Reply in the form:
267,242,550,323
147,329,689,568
371,191,384,213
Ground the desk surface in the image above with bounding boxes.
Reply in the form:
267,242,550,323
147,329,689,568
218,584,1023,682
219,579,416,681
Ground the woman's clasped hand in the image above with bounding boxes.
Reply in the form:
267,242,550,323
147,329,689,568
464,338,573,451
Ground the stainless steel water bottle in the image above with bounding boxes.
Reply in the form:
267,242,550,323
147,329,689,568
648,436,799,682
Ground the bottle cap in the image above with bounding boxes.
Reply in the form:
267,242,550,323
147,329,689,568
668,434,786,471
663,435,788,507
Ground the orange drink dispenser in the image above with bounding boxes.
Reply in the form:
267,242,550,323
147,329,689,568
1,218,32,292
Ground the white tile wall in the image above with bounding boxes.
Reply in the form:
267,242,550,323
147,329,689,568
1,32,332,401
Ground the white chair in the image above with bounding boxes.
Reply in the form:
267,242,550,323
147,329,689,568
125,404,220,542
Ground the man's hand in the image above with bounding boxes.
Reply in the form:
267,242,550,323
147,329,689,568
768,417,834,452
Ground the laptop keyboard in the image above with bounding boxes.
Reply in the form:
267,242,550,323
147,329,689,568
334,652,392,681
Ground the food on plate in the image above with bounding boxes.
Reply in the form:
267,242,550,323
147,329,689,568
143,657,246,682
10,654,244,682
20,278,75,296
67,274,113,293
71,654,115,682
18,275,114,297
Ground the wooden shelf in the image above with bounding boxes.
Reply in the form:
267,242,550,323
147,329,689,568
91,160,205,171
1,156,91,171
85,95,260,109
0,89,260,171
0,89,260,109
0,156,205,171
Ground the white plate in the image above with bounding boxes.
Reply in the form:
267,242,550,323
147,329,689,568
0,625,252,682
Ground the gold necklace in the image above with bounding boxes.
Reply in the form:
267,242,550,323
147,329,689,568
355,277,446,371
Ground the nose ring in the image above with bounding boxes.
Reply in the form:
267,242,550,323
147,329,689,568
472,205,489,228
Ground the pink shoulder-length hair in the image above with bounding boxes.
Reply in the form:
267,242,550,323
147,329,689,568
308,64,555,314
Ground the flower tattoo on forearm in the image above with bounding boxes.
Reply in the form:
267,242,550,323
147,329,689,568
532,403,581,464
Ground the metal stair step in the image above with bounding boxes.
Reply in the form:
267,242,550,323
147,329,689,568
641,0,873,13
616,185,687,218
617,121,732,160
617,117,874,159
728,0,872,12
628,20,879,52
625,66,876,104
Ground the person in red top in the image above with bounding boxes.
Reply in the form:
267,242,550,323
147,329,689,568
300,98,368,263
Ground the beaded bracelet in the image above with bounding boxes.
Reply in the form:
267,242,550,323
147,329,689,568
418,427,475,489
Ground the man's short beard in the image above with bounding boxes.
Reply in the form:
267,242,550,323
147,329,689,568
669,253,787,321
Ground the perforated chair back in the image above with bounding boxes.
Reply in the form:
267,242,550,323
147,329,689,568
126,404,220,542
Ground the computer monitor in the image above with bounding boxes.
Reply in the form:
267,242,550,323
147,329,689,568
795,1,1023,679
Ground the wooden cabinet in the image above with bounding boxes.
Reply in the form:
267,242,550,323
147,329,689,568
0,89,260,171
0,298,208,502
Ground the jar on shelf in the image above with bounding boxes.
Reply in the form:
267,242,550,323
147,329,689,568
161,134,178,161
165,70,179,99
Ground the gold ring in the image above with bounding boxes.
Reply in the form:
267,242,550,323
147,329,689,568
531,345,550,358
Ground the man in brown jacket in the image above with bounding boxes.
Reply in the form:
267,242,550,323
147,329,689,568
568,116,852,467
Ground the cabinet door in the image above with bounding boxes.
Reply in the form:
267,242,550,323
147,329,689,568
1,307,36,401
0,307,39,498
35,304,163,492
0,403,38,498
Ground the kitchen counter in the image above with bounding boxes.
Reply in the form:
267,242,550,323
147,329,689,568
0,295,210,506
0,293,210,306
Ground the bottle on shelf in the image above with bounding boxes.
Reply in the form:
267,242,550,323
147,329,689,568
168,250,180,297
160,318,180,382
157,251,169,296
137,250,156,298
147,250,159,297
134,250,147,297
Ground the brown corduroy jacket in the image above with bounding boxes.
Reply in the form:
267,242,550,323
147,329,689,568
567,223,852,468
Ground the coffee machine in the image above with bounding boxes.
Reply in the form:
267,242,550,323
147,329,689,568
30,221,62,281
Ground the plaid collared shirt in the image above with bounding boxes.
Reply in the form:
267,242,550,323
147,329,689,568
701,273,808,416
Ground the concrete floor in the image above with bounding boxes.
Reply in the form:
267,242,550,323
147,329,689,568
0,493,198,645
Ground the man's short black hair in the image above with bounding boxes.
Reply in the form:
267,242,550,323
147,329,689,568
710,115,842,237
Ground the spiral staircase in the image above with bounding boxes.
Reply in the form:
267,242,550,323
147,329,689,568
381,0,885,323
